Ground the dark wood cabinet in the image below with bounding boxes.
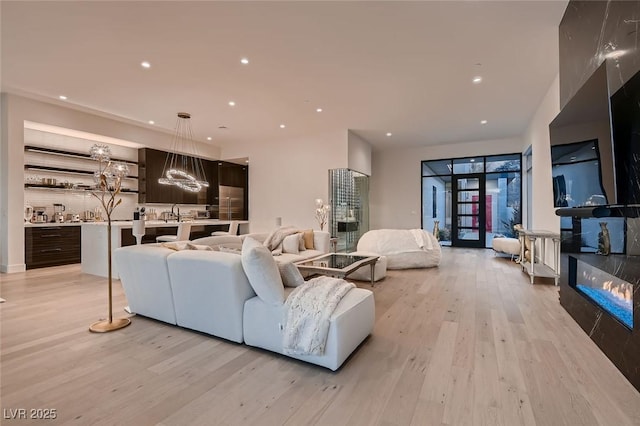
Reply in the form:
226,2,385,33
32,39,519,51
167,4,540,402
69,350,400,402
138,148,248,220
138,148,210,204
25,226,81,269
219,162,248,188
217,162,249,219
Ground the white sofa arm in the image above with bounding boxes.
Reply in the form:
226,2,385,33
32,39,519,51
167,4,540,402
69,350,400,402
314,231,331,253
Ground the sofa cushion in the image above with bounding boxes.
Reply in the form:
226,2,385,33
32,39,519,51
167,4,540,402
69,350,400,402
278,262,305,287
241,237,285,306
282,234,301,254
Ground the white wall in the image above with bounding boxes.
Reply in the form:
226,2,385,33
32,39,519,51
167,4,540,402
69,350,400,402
222,130,348,233
522,75,560,234
0,93,222,273
347,130,372,176
370,137,522,230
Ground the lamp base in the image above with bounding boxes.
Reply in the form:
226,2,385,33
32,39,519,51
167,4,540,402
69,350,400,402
89,318,131,333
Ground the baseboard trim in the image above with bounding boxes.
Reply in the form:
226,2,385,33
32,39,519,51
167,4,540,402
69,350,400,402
1,263,27,274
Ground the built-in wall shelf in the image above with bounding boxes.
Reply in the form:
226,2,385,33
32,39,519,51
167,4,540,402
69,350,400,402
24,184,138,194
24,164,138,180
24,145,138,165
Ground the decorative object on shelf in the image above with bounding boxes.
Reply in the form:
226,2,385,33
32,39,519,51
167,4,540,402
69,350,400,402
433,220,440,241
158,112,210,192
88,143,131,333
315,198,331,231
597,221,611,256
24,205,33,222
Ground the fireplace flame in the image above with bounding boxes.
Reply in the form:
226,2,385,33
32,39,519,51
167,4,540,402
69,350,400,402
602,280,633,302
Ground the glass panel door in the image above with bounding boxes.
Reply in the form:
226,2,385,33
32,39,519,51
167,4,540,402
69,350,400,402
452,174,485,248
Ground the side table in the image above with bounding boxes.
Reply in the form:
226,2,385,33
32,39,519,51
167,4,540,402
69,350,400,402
518,229,561,285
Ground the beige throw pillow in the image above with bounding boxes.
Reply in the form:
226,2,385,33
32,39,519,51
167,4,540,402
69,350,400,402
302,229,315,250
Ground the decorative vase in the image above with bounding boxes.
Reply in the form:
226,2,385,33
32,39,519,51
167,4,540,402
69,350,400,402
433,220,440,241
597,221,610,256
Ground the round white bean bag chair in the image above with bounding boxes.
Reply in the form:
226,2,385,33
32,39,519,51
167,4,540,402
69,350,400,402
356,229,441,269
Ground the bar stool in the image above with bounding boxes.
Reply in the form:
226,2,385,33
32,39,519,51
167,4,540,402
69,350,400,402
211,221,239,236
156,222,192,243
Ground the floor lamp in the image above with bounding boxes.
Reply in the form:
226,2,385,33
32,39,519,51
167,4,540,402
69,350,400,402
88,144,132,333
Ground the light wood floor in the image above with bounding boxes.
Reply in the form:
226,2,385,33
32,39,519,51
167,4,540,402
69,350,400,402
1,248,639,425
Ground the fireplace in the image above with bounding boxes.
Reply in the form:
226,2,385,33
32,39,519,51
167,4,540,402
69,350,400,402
560,252,640,391
569,256,633,329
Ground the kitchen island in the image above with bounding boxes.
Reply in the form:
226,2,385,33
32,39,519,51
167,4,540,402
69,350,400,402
81,219,249,278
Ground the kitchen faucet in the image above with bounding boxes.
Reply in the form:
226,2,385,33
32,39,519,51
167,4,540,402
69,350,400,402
171,203,180,222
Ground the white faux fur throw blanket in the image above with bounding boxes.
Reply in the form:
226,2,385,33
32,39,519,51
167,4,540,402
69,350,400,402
283,276,355,356
263,226,301,251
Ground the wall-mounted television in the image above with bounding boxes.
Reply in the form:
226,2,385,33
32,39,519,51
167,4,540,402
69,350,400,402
611,67,640,205
551,139,605,207
550,61,640,207
549,62,615,207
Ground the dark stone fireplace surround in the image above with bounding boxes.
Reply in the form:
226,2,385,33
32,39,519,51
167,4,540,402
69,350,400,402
559,250,640,390
558,1,640,392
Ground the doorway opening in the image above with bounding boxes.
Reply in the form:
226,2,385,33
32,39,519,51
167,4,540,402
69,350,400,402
421,154,522,248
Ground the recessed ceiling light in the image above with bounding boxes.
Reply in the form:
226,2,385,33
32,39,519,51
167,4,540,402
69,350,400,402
207,137,212,141
279,124,286,129
480,120,488,125
240,58,249,65
386,132,392,137
228,101,236,107
316,108,323,113
473,76,483,84
148,120,155,125
59,95,67,100
141,61,151,69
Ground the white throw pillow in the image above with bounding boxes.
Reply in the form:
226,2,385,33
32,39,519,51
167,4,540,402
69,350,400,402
241,237,285,305
282,234,300,254
278,262,305,287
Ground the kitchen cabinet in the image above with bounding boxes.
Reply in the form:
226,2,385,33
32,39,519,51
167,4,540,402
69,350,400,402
217,162,249,220
25,225,81,269
138,148,211,204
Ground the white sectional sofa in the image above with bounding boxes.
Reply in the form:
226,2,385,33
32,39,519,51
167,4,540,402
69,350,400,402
113,233,374,371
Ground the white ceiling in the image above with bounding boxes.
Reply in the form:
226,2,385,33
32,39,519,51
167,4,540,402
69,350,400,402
1,1,567,152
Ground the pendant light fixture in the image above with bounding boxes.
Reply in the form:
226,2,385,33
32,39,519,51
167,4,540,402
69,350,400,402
158,112,210,192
